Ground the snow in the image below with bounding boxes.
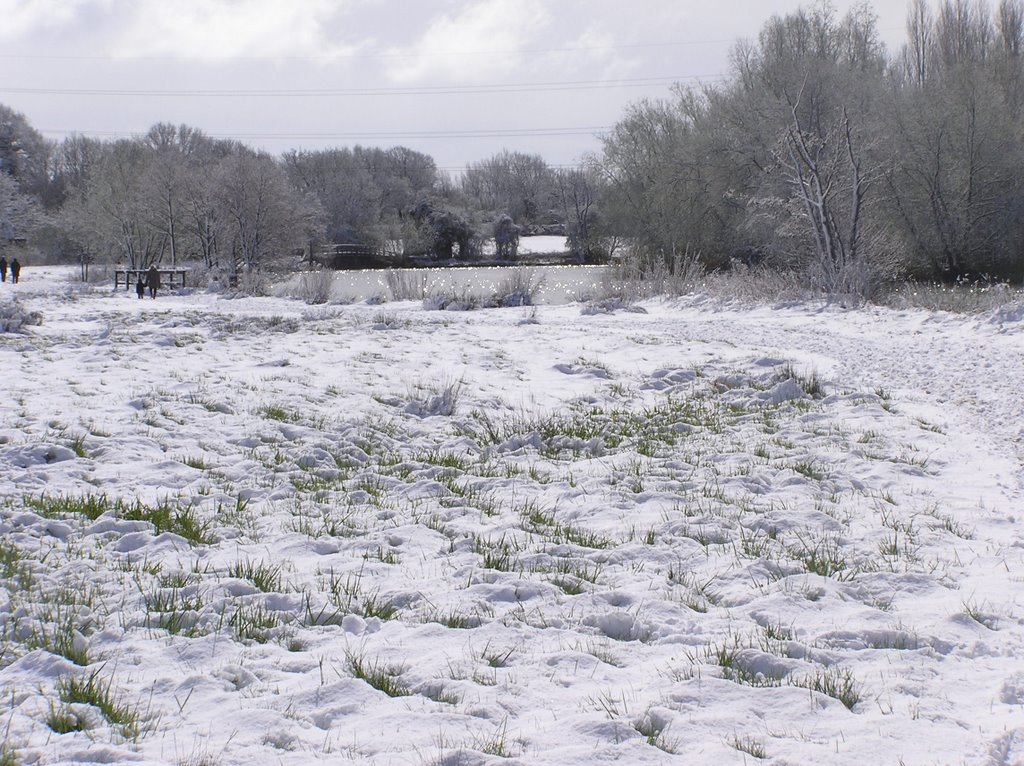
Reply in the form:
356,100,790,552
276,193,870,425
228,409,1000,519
515,236,567,255
480,236,568,257
1,266,1023,765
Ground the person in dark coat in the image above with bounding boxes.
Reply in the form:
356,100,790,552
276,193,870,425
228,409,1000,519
136,275,146,299
0,256,7,282
10,259,20,284
146,264,160,298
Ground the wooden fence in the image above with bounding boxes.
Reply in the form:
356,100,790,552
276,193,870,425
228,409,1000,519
310,244,392,270
114,268,189,291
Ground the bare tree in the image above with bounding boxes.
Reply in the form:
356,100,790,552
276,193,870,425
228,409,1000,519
216,150,322,282
552,167,599,262
67,140,166,269
780,91,878,294
143,123,209,269
902,0,934,85
885,0,1024,281
462,151,553,224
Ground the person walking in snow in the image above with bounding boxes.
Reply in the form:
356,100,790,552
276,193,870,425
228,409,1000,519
0,256,7,282
10,259,20,284
146,264,160,298
135,275,146,299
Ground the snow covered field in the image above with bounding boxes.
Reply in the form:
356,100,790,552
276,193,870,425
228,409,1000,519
1,267,1023,765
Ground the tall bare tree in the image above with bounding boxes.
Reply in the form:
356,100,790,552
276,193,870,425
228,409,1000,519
217,149,322,280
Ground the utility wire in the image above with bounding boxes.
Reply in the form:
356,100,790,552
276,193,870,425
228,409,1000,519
37,127,612,140
0,38,738,63
0,74,724,98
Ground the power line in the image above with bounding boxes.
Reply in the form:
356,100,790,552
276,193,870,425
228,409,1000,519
0,38,738,63
0,74,724,99
37,127,612,140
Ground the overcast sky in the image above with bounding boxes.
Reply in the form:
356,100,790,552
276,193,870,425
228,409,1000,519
0,0,909,172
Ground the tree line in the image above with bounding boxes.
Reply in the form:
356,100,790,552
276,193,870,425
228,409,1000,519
1,0,1022,293
0,106,614,280
599,0,1024,292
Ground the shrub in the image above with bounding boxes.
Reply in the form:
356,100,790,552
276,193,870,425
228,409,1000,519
386,270,432,301
294,269,335,304
487,268,544,307
0,298,42,333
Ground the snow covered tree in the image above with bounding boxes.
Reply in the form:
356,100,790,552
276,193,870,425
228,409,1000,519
0,104,53,205
0,172,44,253
462,151,553,225
216,149,323,281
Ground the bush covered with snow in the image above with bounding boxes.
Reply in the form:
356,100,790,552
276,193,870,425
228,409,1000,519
0,297,42,332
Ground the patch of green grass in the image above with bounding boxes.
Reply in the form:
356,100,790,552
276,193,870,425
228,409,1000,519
962,599,997,630
933,511,973,539
547,522,613,550
474,534,522,572
737,527,776,559
422,685,462,705
321,569,398,620
259,404,298,423
227,560,283,593
229,602,281,644
473,718,521,757
186,393,224,413
347,652,410,697
633,713,678,753
429,609,479,629
158,570,200,589
795,666,861,710
120,499,215,546
518,499,556,532
57,670,142,739
468,394,729,459
760,621,793,644
46,702,88,734
552,556,602,584
790,459,825,481
479,642,515,668
25,492,112,520
730,735,767,759
181,453,209,470
363,546,401,565
68,434,89,458
780,363,823,398
354,591,398,620
27,615,90,666
857,429,879,444
415,449,472,471
144,588,206,637
707,639,783,687
0,539,34,588
789,532,850,579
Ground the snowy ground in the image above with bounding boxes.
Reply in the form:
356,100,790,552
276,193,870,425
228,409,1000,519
481,235,568,257
1,267,1023,766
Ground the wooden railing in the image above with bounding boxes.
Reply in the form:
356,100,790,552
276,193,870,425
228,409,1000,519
114,269,189,291
311,244,388,269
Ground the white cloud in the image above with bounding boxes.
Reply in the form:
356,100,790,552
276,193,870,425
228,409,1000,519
384,0,551,83
107,0,357,60
0,0,100,42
